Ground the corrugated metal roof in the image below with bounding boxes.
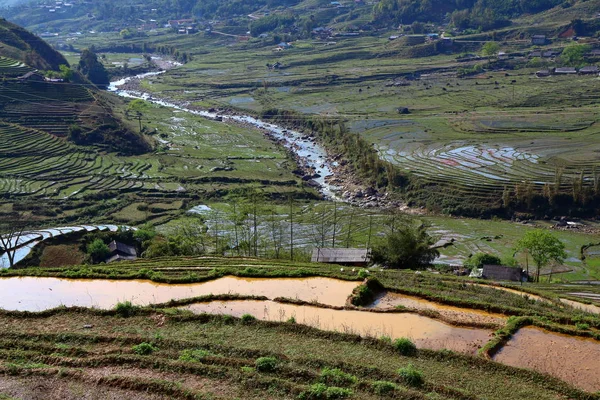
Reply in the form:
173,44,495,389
311,248,369,263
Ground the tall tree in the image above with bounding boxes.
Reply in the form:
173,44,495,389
515,229,566,282
78,48,109,87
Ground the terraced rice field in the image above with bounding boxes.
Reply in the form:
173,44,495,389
0,56,32,76
0,123,156,197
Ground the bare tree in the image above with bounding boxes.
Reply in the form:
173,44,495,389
0,214,28,268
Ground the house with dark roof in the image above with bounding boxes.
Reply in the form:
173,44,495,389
482,264,525,282
553,67,577,75
106,240,137,263
17,71,45,82
532,35,547,45
579,66,599,75
311,248,370,266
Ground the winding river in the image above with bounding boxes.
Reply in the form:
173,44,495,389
108,73,340,199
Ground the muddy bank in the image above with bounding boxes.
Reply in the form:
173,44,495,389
494,326,600,392
185,299,491,354
0,276,358,311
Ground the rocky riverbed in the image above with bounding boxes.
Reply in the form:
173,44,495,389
109,71,418,211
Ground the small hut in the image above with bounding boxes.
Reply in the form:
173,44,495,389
311,248,370,266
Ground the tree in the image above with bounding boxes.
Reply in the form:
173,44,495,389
481,41,500,60
515,230,566,282
560,44,591,67
78,48,109,87
0,214,28,268
87,239,110,263
464,252,502,269
371,223,439,269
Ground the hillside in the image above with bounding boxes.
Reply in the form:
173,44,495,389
0,18,68,70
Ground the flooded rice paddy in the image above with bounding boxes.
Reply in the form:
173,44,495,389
494,326,600,392
185,300,491,354
369,291,505,326
0,276,358,311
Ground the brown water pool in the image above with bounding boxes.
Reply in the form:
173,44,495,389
494,326,600,392
185,300,492,354
369,292,505,326
0,276,359,311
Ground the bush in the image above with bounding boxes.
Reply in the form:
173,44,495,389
393,338,417,356
255,356,277,372
299,383,353,399
86,238,110,263
178,349,211,362
371,380,397,395
319,367,357,386
132,342,157,355
576,323,590,330
114,301,139,317
371,226,438,269
464,252,502,269
397,364,424,387
357,268,369,279
240,314,257,324
287,316,296,324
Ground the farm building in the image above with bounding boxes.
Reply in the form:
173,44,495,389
536,70,551,77
482,264,525,282
17,71,45,82
579,66,599,75
106,241,137,263
531,35,547,45
553,67,577,75
311,248,370,266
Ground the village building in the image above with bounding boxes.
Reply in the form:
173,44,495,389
17,71,45,82
481,264,526,282
106,241,138,263
579,66,599,75
553,67,577,75
311,248,370,267
531,35,547,45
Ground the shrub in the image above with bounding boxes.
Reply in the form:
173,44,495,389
380,336,392,345
287,316,297,324
299,383,353,399
114,301,139,317
178,349,211,362
319,367,357,386
464,252,502,269
324,387,353,399
393,338,417,356
255,356,277,372
357,268,369,279
132,342,157,355
240,314,257,324
86,238,110,263
576,323,590,330
371,380,397,395
397,364,424,387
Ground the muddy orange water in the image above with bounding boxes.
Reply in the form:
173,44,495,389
185,300,491,354
0,276,358,311
494,326,600,392
369,292,505,326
